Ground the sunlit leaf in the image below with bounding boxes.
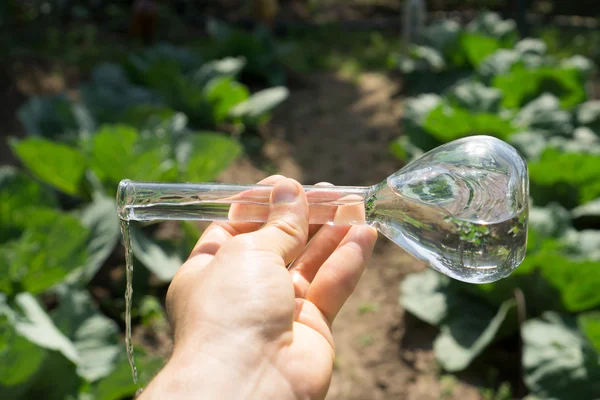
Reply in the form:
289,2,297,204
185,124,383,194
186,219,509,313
10,138,86,196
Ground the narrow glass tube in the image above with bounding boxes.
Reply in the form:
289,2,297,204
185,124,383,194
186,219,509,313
117,180,373,225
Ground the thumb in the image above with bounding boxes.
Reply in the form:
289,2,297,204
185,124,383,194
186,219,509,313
250,178,309,265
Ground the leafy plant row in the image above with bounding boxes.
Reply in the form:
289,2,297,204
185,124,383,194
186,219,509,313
392,12,600,400
1,41,288,399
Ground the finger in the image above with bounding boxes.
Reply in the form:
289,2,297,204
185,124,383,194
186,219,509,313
307,182,335,239
305,226,378,325
249,178,310,265
289,225,350,298
182,175,286,272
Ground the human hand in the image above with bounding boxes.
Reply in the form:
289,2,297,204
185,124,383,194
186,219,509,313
141,176,378,400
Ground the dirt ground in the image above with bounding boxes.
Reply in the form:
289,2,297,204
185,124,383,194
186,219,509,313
222,72,483,399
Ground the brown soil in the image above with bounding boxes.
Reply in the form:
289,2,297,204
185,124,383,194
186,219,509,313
223,72,483,400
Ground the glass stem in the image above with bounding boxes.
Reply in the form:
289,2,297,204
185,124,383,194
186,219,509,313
117,180,373,225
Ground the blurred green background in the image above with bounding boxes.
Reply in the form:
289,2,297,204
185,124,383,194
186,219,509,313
1,1,600,399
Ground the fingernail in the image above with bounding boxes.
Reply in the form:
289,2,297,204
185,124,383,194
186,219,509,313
273,178,300,204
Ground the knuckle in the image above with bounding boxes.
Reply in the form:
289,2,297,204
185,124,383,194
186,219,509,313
269,217,305,242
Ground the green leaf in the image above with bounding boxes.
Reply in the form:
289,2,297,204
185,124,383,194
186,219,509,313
203,76,250,123
529,148,600,204
401,270,517,372
95,348,164,400
507,131,548,160
447,81,503,113
17,94,85,142
192,56,246,85
90,125,178,187
71,196,120,283
7,210,89,295
579,312,600,353
528,204,572,238
460,33,501,68
0,293,79,364
19,351,81,400
130,225,182,281
434,299,516,372
423,104,516,142
0,314,46,390
400,269,453,326
229,86,289,123
522,312,600,400
52,288,120,382
513,94,573,136
493,66,586,109
560,229,600,261
0,166,56,243
422,20,461,56
577,100,600,135
466,12,517,42
478,49,520,81
572,198,600,220
514,38,548,56
179,133,242,182
10,138,87,195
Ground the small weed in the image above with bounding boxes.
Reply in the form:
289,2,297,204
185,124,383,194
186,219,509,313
357,334,375,347
358,302,379,315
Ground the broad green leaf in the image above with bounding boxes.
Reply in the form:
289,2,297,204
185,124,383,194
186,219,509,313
95,348,164,400
513,94,573,136
229,87,289,123
579,312,600,354
423,104,516,142
529,148,600,204
10,138,86,195
515,38,548,56
90,125,138,183
120,105,176,129
53,288,120,382
507,131,547,160
71,196,121,283
400,270,450,326
447,81,503,113
478,49,519,81
577,100,600,134
572,198,600,220
522,312,600,400
528,204,572,238
493,66,586,109
466,12,517,42
0,293,79,364
6,210,89,295
130,225,182,281
82,63,158,125
192,56,246,85
19,351,81,400
560,229,600,261
179,133,242,182
422,20,461,57
203,76,250,123
17,94,83,142
434,299,516,371
0,166,56,243
460,33,501,67
91,125,177,186
561,55,596,79
0,314,46,389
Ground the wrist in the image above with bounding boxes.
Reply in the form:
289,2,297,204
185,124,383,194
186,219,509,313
141,332,297,400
